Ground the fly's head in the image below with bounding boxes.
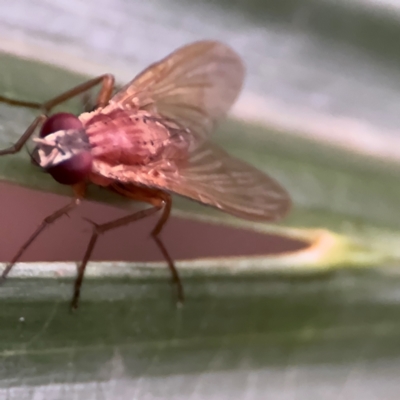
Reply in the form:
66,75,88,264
32,113,93,185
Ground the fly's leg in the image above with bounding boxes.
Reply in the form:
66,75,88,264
0,183,86,282
0,74,115,155
148,192,184,305
71,188,182,310
1,198,81,280
0,114,46,156
81,82,123,112
40,74,115,112
0,74,115,112
112,185,183,305
72,206,160,310
0,95,42,109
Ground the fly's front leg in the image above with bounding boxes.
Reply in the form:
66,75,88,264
40,74,115,112
0,95,42,109
0,74,115,113
0,183,86,282
0,74,115,155
0,114,46,156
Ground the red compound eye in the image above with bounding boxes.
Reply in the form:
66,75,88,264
40,112,83,137
39,112,92,185
47,152,93,185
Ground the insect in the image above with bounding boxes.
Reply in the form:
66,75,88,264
0,41,291,309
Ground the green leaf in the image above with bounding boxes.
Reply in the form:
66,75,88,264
1,51,400,397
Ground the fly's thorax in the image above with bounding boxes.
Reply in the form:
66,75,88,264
33,128,93,185
83,108,180,165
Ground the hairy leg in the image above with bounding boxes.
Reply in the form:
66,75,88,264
71,186,182,310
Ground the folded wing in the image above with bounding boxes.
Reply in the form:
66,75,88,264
94,139,291,222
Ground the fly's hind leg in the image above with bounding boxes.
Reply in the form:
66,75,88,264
71,186,182,310
113,186,183,305
149,192,184,305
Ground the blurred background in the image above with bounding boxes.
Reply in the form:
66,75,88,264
2,0,400,399
2,0,400,262
3,0,400,152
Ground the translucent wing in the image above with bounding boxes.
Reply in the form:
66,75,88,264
110,41,245,138
92,42,289,221
93,139,291,222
